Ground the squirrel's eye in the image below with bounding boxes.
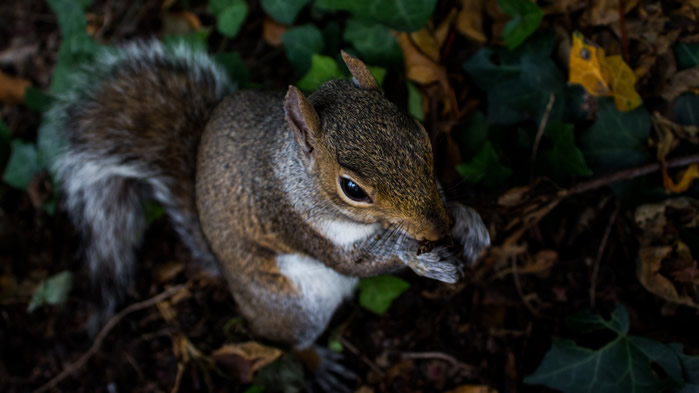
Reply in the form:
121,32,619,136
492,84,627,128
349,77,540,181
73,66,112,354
340,177,371,203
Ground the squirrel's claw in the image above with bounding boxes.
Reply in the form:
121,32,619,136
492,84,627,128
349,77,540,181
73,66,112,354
406,247,464,284
306,346,357,393
448,203,490,265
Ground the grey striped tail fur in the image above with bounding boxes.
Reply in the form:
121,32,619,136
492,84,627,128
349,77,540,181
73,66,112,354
47,40,234,324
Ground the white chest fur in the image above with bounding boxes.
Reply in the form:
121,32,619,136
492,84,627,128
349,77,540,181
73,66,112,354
276,253,358,313
315,218,380,247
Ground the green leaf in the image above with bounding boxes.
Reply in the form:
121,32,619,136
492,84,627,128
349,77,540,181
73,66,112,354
3,140,41,189
544,122,593,178
456,141,511,187
368,65,386,86
214,52,251,86
282,25,324,74
242,385,264,393
163,31,209,52
526,305,685,393
674,43,699,70
525,337,680,393
580,98,651,173
144,200,166,223
47,0,88,38
24,87,55,113
37,119,67,179
0,119,9,146
407,82,424,121
463,37,565,126
315,0,437,32
343,18,403,67
260,0,311,25
453,111,488,158
213,0,248,38
674,93,699,126
673,344,699,387
27,271,73,312
358,275,410,315
566,304,630,335
498,0,544,50
296,54,345,91
328,338,344,352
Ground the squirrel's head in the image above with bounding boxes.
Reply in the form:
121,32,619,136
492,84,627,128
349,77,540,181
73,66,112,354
284,51,449,242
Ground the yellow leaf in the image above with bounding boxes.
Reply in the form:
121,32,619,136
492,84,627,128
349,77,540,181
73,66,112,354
410,28,441,62
664,164,699,193
569,32,642,111
569,32,612,96
604,55,642,111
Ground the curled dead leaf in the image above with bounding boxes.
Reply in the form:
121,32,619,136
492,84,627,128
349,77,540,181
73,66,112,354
456,0,487,44
637,246,698,309
661,67,699,102
212,341,283,383
585,0,639,26
444,384,498,393
0,71,30,105
263,17,287,47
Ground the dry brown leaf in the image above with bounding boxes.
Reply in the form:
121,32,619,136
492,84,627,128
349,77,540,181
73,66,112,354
411,28,441,62
637,246,698,309
212,341,283,383
542,0,586,14
0,71,29,105
652,112,699,144
434,8,458,48
354,386,375,393
456,0,487,43
162,11,201,36
444,384,498,393
396,32,444,85
661,68,699,102
586,0,639,26
263,17,287,47
664,164,699,193
493,250,558,280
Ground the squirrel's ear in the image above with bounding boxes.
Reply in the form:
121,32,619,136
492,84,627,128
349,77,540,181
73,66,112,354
341,50,381,92
284,85,321,158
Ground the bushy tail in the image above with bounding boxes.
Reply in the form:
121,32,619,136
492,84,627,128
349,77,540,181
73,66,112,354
48,40,234,322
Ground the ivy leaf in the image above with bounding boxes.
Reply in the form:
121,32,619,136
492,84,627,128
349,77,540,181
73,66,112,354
260,0,311,25
358,275,410,315
453,111,488,159
580,98,651,174
163,31,209,52
463,35,565,126
456,141,511,187
407,82,424,121
296,54,345,91
674,93,699,126
24,87,54,113
27,271,73,312
674,43,699,70
544,122,593,178
3,140,41,189
214,52,251,86
498,0,544,50
368,66,387,86
315,0,437,32
343,18,403,67
283,25,324,74
212,0,248,38
566,304,629,335
526,305,684,393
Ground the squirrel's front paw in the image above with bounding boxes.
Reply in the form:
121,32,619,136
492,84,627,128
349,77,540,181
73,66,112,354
448,202,490,264
405,246,463,284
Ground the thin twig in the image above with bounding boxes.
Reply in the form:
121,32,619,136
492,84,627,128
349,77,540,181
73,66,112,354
618,0,630,62
531,92,556,174
401,351,476,376
590,204,619,308
511,255,540,317
337,336,384,377
34,285,186,393
560,154,699,198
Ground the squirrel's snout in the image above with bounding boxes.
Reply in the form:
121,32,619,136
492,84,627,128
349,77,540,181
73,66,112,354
415,225,448,242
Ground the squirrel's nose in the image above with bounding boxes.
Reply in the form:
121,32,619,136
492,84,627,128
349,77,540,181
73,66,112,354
415,225,447,242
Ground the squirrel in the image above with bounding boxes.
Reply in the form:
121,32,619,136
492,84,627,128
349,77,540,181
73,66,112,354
48,40,489,381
